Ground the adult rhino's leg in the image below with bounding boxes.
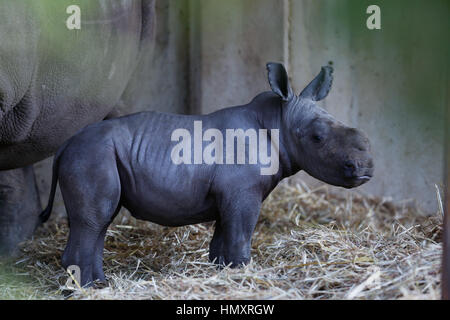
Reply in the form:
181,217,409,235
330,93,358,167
0,166,41,257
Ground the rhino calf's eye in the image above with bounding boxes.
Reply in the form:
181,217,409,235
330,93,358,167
312,134,323,143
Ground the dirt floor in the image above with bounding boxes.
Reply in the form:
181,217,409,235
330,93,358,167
0,180,443,299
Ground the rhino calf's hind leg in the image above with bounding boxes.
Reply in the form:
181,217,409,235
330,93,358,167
92,205,122,283
209,221,225,266
0,166,42,257
59,152,121,287
61,199,119,287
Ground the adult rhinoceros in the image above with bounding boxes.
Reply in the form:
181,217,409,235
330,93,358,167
0,0,156,255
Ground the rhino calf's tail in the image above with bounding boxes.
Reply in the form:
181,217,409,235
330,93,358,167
39,141,69,223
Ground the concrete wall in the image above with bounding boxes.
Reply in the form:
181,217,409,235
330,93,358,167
188,0,288,114
35,0,449,215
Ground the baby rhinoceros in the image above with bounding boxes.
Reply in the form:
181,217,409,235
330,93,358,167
40,62,374,287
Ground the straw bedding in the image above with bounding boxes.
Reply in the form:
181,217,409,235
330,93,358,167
0,180,443,299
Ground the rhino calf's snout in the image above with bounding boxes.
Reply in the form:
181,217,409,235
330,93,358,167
343,159,374,180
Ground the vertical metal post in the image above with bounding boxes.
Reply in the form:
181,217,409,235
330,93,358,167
443,85,450,300
444,149,450,299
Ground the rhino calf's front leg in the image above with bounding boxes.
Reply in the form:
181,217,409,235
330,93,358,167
210,192,261,267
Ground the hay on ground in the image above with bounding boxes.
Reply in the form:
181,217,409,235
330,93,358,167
0,180,443,299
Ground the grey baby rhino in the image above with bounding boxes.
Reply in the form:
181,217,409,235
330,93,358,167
40,62,374,286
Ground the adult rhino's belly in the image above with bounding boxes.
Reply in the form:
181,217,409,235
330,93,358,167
0,98,113,169
0,0,147,170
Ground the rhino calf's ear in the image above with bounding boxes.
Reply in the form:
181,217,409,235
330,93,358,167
299,66,334,101
266,62,294,102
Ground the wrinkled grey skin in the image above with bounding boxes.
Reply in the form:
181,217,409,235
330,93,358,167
0,0,155,255
40,62,374,286
0,167,41,256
